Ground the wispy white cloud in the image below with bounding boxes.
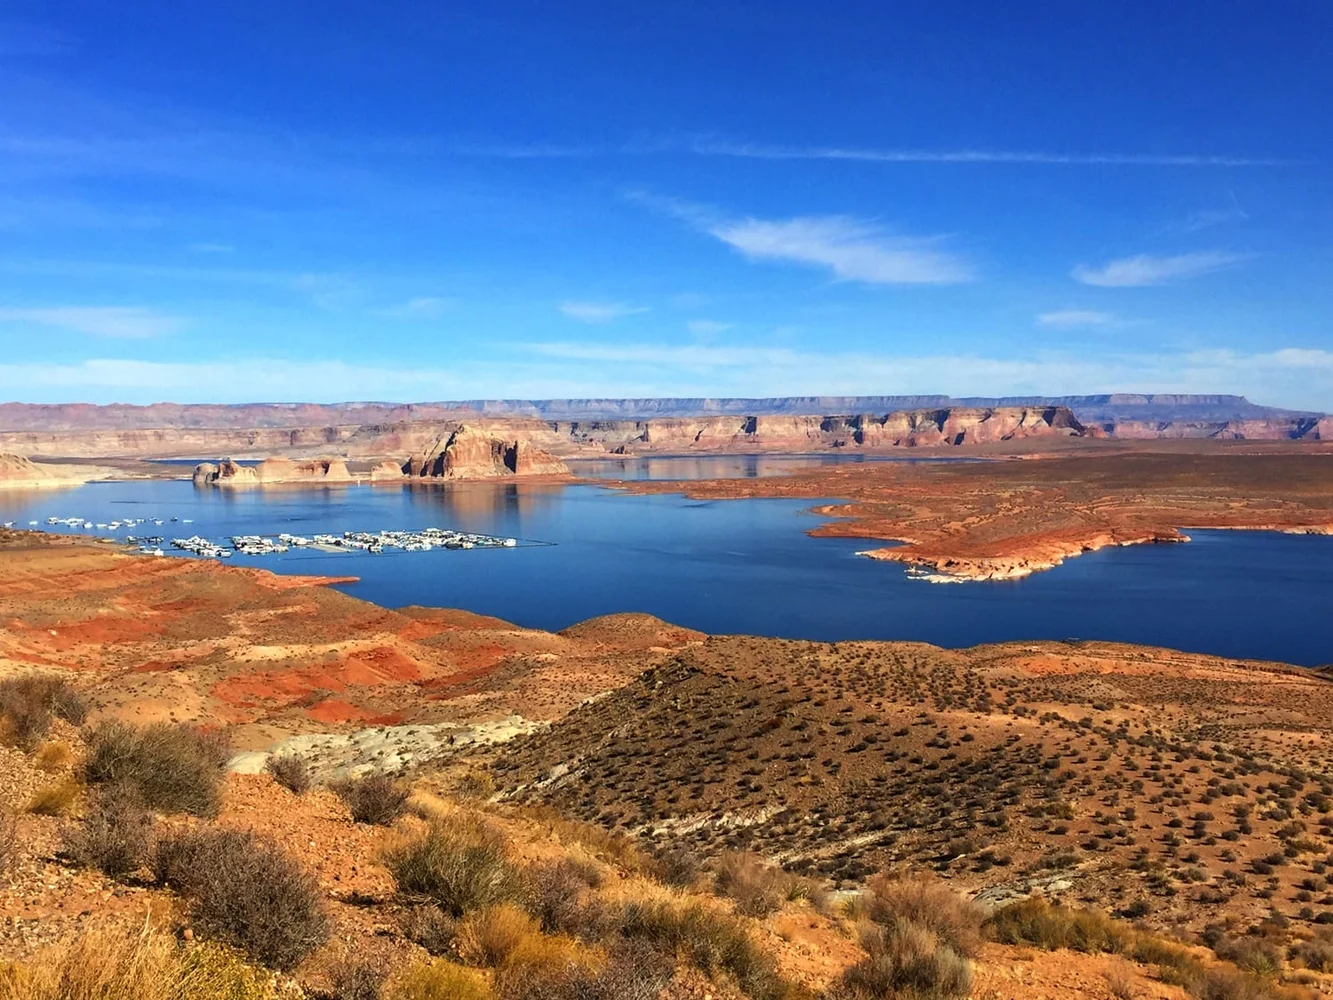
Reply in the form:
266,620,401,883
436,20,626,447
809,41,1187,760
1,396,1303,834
1072,252,1251,287
686,319,733,336
381,296,455,319
188,242,233,254
0,306,186,338
706,215,974,285
558,301,649,323
1037,309,1118,329
681,137,1294,168
3,345,1331,410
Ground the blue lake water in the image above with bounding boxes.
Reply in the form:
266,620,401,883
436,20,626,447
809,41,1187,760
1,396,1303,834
2,477,1331,666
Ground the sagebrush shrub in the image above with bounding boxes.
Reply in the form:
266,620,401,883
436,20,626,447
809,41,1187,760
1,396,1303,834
715,851,792,918
84,721,229,817
62,786,154,879
264,755,310,795
154,826,328,970
0,675,87,750
332,773,409,826
840,919,972,999
381,817,522,917
860,874,983,958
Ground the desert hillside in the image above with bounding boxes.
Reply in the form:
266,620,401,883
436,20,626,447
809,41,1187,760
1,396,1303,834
3,533,1333,997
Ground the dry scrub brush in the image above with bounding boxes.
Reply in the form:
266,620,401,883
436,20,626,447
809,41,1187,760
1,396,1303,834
264,754,310,796
154,826,328,970
331,773,409,826
84,722,229,817
0,675,86,751
0,923,275,1000
61,785,154,880
382,815,523,917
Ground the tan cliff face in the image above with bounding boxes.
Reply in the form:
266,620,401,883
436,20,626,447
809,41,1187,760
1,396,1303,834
2,404,1327,463
403,425,570,479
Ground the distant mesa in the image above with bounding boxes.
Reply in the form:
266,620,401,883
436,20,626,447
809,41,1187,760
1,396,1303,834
403,425,570,480
193,456,355,488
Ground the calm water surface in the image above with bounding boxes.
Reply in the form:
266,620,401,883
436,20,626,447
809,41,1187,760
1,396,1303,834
3,473,1330,666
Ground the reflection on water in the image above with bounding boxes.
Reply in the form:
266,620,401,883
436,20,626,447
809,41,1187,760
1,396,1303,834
571,453,900,480
3,478,1332,666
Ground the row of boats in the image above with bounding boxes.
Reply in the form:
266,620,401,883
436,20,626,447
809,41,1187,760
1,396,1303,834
9,513,525,560
171,527,522,559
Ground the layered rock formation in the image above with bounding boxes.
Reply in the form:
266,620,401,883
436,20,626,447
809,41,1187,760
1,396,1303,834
2,401,1328,463
193,457,355,487
403,426,570,480
0,453,105,489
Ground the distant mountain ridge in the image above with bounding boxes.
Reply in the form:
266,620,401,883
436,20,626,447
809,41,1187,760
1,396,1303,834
0,393,1317,431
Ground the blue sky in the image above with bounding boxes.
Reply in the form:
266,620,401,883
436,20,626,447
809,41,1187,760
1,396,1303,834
1,0,1331,407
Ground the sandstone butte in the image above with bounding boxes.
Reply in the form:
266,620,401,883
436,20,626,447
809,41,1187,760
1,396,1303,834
401,425,571,479
8,529,1333,997
13,402,1333,463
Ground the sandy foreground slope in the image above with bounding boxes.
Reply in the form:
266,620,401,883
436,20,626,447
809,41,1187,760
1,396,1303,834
4,530,1333,997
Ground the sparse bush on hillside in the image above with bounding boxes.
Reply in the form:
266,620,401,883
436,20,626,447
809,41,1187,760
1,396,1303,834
264,754,310,796
859,874,984,959
714,851,792,918
0,924,275,1000
332,774,409,826
382,816,522,917
62,785,154,879
617,899,795,1000
511,804,649,873
398,904,458,955
651,843,704,888
985,896,1132,955
837,918,973,1000
493,941,673,1000
523,857,606,935
324,950,392,1000
385,960,492,1000
0,675,86,751
84,721,229,817
153,826,328,970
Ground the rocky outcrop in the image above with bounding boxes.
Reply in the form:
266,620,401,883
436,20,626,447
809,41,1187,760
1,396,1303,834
404,426,569,480
193,457,356,487
0,453,105,489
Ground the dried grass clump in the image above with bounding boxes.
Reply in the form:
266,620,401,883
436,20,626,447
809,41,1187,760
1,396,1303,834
385,960,492,1000
456,904,543,967
332,774,410,826
0,675,87,751
264,755,310,796
859,874,983,959
985,897,1133,955
493,941,672,1000
32,742,73,774
0,924,275,1000
511,804,649,873
24,779,81,817
83,722,229,817
715,851,794,918
381,816,522,917
838,918,973,1000
617,899,797,1000
154,826,328,970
